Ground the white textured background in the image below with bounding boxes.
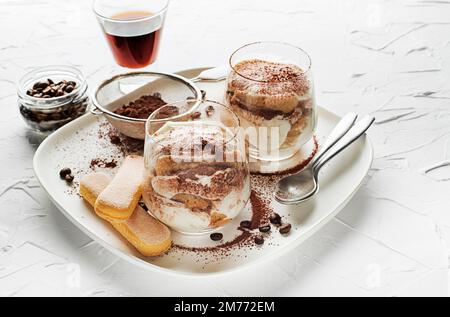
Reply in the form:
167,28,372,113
0,0,450,296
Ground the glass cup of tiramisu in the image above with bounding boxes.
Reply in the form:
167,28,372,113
142,100,251,234
227,41,317,162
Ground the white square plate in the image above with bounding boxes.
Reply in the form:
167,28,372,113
33,68,373,276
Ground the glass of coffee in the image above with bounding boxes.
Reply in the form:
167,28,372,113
93,0,169,69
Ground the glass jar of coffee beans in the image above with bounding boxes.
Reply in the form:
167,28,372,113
18,66,89,134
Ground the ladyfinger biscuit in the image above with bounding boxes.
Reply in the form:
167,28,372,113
80,173,112,207
112,207,172,257
95,155,145,221
80,172,172,257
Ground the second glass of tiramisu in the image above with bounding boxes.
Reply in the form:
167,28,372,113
227,41,317,162
142,100,251,234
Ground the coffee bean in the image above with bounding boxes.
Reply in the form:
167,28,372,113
47,78,54,85
201,90,207,99
59,168,72,179
65,85,75,93
259,224,271,233
201,139,209,149
67,81,77,87
33,81,48,90
279,223,292,235
43,95,51,98
26,89,33,96
255,235,265,245
269,212,282,225
240,220,252,230
205,105,215,117
210,233,223,241
65,174,74,183
56,90,65,97
34,93,43,98
191,111,201,119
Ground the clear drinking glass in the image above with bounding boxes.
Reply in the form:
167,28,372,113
142,100,251,234
93,0,169,69
227,41,317,162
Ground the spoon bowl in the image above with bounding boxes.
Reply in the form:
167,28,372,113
276,114,375,205
276,167,318,204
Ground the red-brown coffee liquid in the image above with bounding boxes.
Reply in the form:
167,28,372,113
104,11,162,69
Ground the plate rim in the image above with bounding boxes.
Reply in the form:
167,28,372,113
33,67,374,277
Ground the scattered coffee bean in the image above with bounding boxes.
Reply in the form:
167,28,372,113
259,224,271,233
240,220,252,230
279,223,292,235
205,105,215,117
191,111,201,119
64,174,75,183
269,212,282,225
59,167,72,179
210,233,223,241
201,139,209,149
255,235,265,245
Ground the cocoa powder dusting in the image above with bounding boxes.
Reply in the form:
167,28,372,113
249,191,269,230
97,120,144,155
90,158,118,169
174,231,252,253
114,93,167,119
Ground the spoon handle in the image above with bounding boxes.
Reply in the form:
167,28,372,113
191,66,228,83
313,115,375,174
313,112,358,166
